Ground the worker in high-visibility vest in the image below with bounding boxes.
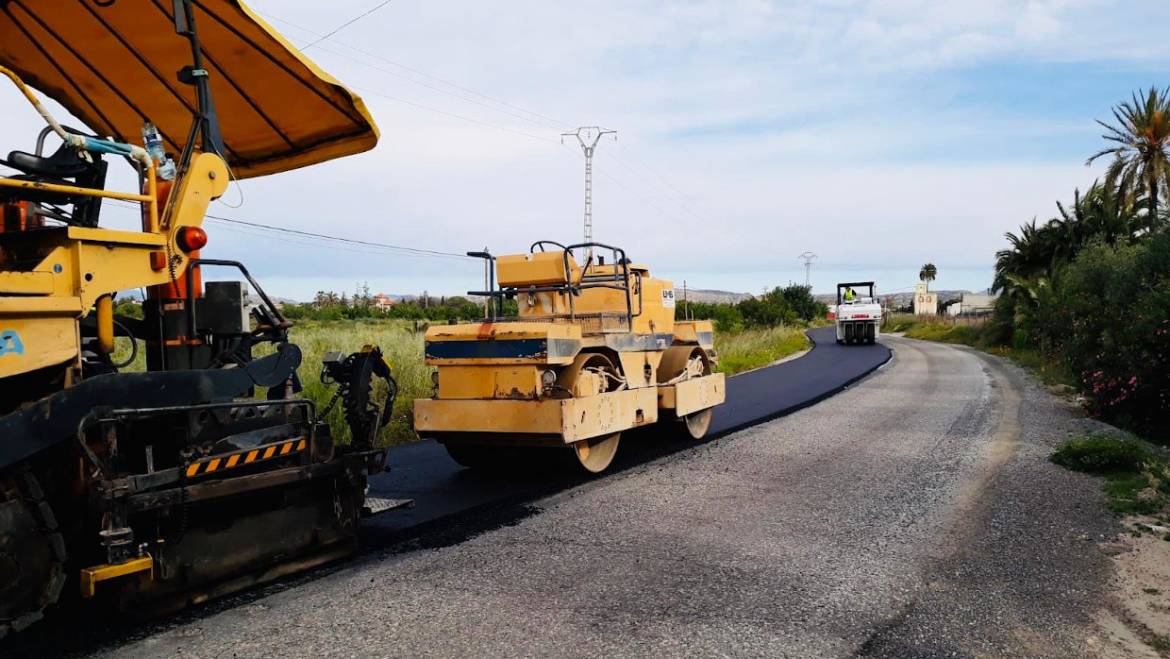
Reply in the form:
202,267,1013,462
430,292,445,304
843,287,856,302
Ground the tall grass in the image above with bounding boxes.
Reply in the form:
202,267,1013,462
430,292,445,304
282,319,431,446
714,325,809,374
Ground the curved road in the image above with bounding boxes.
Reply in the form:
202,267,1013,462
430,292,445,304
12,332,1122,657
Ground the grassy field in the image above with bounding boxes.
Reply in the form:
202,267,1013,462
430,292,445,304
112,319,811,446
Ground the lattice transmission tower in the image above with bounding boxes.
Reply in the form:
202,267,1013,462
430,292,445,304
562,126,617,256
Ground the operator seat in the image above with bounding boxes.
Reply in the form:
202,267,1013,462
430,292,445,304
0,138,108,228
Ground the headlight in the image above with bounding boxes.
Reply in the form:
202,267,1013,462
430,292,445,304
541,369,557,389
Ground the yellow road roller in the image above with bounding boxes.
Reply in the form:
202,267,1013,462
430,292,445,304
413,241,726,473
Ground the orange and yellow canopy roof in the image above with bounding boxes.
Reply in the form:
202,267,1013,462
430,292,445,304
0,0,379,179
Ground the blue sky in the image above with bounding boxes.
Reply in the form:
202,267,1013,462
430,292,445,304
4,0,1169,299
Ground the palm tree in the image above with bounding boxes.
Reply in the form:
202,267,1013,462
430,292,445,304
1087,86,1170,225
918,263,937,290
993,180,1150,294
994,221,1040,292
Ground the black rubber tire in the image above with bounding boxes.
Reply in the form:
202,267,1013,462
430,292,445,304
0,467,66,639
866,324,876,345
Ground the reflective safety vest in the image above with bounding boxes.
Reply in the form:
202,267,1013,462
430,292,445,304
844,288,855,302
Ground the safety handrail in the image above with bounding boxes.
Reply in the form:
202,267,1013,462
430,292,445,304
562,242,634,325
466,241,641,329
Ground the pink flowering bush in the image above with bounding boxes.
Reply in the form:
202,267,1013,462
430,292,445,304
1033,231,1170,440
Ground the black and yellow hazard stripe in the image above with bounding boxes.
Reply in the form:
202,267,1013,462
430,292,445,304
184,437,307,478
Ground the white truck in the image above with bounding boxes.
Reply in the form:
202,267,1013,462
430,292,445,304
835,281,882,345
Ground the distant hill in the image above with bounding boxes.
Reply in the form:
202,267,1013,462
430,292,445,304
674,288,752,304
815,290,970,308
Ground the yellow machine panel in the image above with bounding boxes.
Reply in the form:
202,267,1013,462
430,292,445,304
0,316,78,377
497,251,579,287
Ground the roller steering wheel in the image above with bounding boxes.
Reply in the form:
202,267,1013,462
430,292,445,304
530,240,568,253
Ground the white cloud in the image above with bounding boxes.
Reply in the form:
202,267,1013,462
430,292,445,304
2,0,1167,299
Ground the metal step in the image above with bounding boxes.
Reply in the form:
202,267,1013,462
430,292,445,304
362,497,414,517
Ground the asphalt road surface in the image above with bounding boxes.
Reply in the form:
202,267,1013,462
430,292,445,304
12,332,1124,658
363,326,890,539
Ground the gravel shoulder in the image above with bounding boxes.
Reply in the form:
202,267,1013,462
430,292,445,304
857,343,1122,658
86,337,1126,659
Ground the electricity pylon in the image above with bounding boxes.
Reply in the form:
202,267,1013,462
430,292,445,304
562,126,616,259
798,251,817,287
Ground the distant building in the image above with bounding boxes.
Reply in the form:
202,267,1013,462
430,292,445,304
946,293,997,317
373,293,396,311
914,282,938,316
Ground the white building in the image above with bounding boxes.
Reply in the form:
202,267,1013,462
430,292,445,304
947,293,997,316
914,282,938,316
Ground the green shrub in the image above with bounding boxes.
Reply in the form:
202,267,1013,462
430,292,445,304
114,299,144,320
1051,436,1156,474
1010,327,1029,351
1052,436,1168,515
679,285,825,330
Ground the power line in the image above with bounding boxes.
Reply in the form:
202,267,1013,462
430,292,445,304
104,200,472,261
203,214,473,260
352,84,560,144
265,7,704,221
104,12,703,253
300,0,395,51
206,222,443,260
309,42,561,131
607,143,709,223
260,10,569,130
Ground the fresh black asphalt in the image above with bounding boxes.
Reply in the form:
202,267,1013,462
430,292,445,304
363,326,891,538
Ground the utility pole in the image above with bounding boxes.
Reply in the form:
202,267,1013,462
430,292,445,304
798,251,817,288
562,126,616,259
